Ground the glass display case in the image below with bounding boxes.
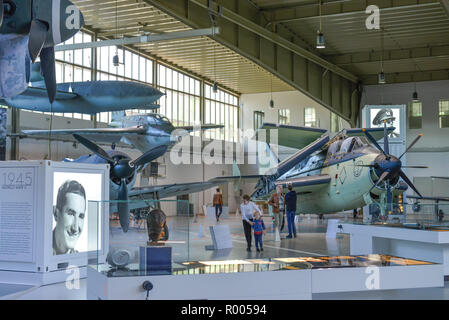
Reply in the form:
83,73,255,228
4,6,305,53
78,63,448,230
362,202,449,230
88,199,192,276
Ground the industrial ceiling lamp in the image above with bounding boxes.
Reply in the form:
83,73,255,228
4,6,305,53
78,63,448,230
269,75,274,108
378,28,386,84
316,1,325,49
413,82,419,102
112,0,122,67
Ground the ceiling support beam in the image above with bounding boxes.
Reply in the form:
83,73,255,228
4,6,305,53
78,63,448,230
328,44,449,65
441,0,449,17
361,69,449,85
143,0,361,127
55,27,220,51
265,0,441,25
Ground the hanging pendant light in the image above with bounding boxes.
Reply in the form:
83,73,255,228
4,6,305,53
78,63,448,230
378,28,386,84
316,1,325,49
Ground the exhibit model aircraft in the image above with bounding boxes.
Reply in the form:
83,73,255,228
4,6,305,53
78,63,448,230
21,111,224,153
0,0,84,103
227,122,428,220
1,63,164,114
66,134,224,232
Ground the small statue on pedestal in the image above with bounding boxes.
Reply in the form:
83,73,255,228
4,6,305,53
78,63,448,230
146,208,169,246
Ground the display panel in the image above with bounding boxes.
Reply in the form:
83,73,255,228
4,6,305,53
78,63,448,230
52,172,102,255
369,107,401,138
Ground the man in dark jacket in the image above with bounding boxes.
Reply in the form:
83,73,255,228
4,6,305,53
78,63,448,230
284,184,297,239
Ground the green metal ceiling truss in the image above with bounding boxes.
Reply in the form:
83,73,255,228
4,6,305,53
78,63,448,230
144,0,361,127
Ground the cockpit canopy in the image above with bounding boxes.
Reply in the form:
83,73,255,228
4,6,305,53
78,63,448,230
326,136,368,159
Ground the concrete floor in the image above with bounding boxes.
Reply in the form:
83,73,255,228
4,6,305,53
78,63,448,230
3,213,449,299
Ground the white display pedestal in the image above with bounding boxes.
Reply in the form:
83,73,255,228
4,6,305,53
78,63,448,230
340,223,449,276
326,219,339,239
87,262,443,300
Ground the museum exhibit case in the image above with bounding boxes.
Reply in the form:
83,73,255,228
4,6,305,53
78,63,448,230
340,203,449,276
86,200,444,299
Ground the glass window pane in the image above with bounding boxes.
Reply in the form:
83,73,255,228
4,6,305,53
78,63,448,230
139,57,146,82
172,71,178,91
146,60,153,84
74,67,82,82
159,65,166,87
64,64,73,82
166,69,172,89
178,74,184,92
132,54,139,80
125,51,132,78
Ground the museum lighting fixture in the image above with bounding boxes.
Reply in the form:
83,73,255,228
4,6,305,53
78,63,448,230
316,31,325,49
316,1,325,49
212,82,218,93
413,82,419,102
378,71,386,84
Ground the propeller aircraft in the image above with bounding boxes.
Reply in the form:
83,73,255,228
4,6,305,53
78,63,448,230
227,122,427,220
21,112,224,153
65,134,224,232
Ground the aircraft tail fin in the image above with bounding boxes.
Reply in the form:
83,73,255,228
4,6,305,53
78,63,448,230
111,111,126,123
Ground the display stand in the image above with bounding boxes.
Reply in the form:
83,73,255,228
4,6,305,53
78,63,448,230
340,223,449,276
0,161,109,285
205,225,233,250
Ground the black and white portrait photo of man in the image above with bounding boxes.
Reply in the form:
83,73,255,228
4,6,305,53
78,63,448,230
53,180,86,255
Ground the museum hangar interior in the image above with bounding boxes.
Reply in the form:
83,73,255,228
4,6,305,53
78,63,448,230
0,0,449,300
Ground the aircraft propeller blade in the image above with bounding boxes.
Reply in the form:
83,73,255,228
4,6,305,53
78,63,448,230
399,170,423,198
0,0,4,28
130,145,168,168
40,47,57,103
401,165,428,169
370,171,389,192
383,121,390,155
386,182,392,212
73,134,116,164
28,20,48,63
117,179,130,233
399,134,423,159
362,129,387,156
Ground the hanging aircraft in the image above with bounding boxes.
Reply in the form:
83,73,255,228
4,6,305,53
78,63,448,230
1,79,164,114
65,134,224,232
0,0,84,102
21,112,224,153
221,122,428,220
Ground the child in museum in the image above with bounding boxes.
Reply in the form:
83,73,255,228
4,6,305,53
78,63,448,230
252,211,266,252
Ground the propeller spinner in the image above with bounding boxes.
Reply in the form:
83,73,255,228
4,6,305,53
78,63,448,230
73,134,168,232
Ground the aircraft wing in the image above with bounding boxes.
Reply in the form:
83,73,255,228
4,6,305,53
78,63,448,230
275,174,331,193
128,179,227,201
21,127,147,144
255,123,327,150
407,195,449,202
346,127,395,141
175,124,224,131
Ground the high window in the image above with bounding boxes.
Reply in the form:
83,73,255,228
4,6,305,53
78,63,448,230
304,107,317,127
439,100,449,128
409,101,422,129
